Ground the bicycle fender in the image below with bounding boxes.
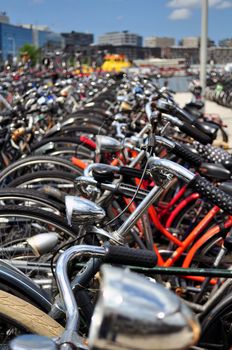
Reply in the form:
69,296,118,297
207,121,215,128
0,260,52,312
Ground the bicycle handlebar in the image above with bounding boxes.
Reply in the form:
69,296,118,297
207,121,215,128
155,136,203,167
104,245,157,267
149,157,232,215
56,244,157,345
179,120,211,145
162,113,211,145
148,157,195,182
189,175,232,215
173,142,204,166
81,157,232,223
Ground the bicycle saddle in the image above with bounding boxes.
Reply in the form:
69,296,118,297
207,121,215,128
157,100,219,141
219,181,232,197
185,100,204,110
184,107,202,120
199,163,231,181
224,236,232,251
223,158,232,172
193,120,219,140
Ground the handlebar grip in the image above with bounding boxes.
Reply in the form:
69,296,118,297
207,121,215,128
173,143,203,167
104,246,157,267
189,174,232,215
179,121,211,145
119,166,150,179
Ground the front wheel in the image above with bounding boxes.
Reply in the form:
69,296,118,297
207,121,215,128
0,205,79,293
0,290,63,347
199,294,232,349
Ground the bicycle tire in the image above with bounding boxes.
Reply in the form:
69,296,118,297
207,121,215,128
30,137,94,161
0,205,78,239
31,136,94,153
170,197,219,240
7,170,76,193
0,188,64,213
0,290,63,338
0,155,82,185
0,205,78,261
55,124,107,137
199,293,232,349
0,205,80,284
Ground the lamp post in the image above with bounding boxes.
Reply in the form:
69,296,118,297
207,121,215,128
200,0,208,97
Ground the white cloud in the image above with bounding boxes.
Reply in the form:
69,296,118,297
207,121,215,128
216,0,232,8
167,0,231,20
209,0,226,6
167,0,230,8
116,15,124,21
167,0,199,8
169,8,191,20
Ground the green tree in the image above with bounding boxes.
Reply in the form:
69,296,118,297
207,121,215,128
19,44,41,66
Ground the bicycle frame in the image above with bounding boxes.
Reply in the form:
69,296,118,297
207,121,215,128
71,138,232,284
77,157,232,286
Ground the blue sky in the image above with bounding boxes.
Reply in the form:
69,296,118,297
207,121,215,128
1,0,232,44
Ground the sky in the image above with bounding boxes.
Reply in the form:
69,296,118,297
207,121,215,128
1,0,232,44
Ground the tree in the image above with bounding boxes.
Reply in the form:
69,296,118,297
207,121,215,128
19,44,41,66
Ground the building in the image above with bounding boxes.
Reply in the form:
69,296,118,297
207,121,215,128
61,31,94,51
164,46,200,65
37,31,64,52
0,23,32,61
162,46,232,65
0,19,64,61
21,24,50,31
0,11,9,24
98,31,142,47
144,36,175,48
20,24,64,50
181,37,199,48
208,47,232,64
218,38,232,47
180,36,215,48
77,44,161,63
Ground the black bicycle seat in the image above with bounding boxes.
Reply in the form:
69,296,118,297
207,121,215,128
219,181,232,197
224,236,232,251
194,121,219,140
223,158,232,172
199,163,231,181
185,101,204,110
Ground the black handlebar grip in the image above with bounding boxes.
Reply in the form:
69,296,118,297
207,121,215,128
179,121,211,145
104,246,157,267
174,143,203,167
119,166,150,179
189,174,232,215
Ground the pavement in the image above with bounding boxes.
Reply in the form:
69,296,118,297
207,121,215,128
175,92,232,148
